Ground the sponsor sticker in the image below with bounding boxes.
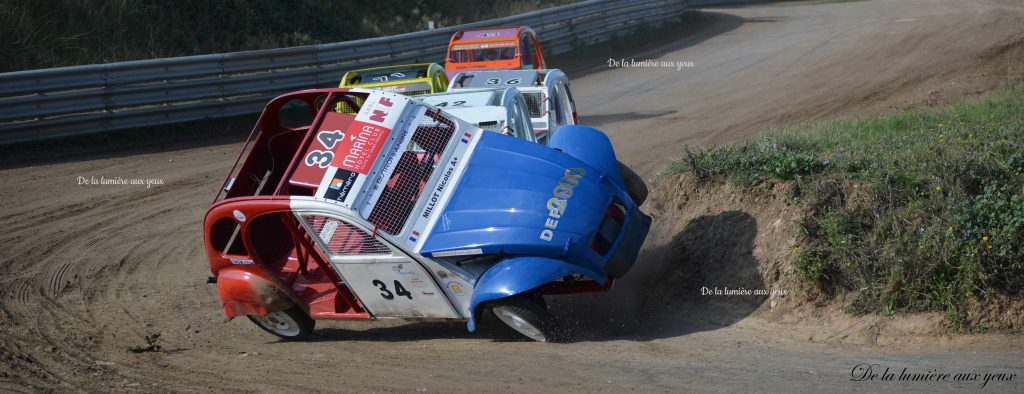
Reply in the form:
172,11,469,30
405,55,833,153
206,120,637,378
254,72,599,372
333,119,391,174
232,210,246,222
230,258,254,265
447,282,464,295
322,168,360,203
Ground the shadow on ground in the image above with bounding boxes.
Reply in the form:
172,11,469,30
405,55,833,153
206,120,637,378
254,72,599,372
549,210,767,342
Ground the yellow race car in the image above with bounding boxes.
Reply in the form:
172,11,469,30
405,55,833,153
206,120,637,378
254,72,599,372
336,63,448,113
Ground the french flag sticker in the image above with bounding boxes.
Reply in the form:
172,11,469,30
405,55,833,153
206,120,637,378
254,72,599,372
460,132,471,144
408,230,421,242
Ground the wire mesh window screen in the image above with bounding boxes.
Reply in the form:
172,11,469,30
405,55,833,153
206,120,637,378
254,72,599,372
303,214,391,256
522,92,546,118
366,109,456,234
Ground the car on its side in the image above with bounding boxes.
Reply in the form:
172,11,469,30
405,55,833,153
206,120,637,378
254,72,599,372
445,26,545,78
415,87,537,143
202,88,651,342
448,69,577,143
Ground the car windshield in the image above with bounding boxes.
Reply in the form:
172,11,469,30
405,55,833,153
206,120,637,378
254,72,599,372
449,41,517,63
353,66,427,84
418,90,502,108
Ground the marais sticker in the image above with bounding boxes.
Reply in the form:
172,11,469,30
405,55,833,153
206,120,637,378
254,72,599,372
431,248,483,258
230,258,254,265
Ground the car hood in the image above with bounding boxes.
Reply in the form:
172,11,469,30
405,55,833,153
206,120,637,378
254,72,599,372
420,132,615,265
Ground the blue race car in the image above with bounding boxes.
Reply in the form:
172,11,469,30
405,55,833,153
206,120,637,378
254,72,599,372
203,88,651,342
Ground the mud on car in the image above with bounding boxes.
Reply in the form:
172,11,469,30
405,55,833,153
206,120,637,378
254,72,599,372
203,88,651,342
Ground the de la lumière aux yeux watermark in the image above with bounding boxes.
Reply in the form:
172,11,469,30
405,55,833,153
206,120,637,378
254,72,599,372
78,176,165,188
607,58,695,71
851,364,1017,388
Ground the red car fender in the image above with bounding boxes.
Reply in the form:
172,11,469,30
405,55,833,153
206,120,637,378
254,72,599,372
216,265,293,318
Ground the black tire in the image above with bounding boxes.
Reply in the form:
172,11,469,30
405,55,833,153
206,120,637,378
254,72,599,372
489,296,560,342
618,161,648,206
247,305,315,341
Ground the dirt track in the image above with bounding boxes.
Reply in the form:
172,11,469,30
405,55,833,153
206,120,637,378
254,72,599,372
1,0,1023,392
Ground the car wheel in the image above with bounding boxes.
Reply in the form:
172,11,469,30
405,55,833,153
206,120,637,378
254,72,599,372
247,305,315,341
618,161,648,206
490,297,559,342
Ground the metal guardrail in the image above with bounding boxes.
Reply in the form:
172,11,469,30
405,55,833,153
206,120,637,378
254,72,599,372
0,0,689,144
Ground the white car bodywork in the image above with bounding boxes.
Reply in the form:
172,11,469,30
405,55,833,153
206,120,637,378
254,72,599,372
416,88,537,143
447,69,578,143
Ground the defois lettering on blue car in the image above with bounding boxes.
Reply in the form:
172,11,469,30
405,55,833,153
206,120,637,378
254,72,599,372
539,167,585,241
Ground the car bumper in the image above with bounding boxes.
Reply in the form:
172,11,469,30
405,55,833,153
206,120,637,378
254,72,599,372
603,205,652,278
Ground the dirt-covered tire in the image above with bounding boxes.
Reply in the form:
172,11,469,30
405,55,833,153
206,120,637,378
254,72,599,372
618,161,648,206
247,305,315,341
489,297,560,342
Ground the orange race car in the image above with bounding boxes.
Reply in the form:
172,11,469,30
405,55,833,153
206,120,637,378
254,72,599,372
445,26,546,78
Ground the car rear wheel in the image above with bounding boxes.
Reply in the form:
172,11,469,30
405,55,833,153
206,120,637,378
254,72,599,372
618,161,648,206
248,305,314,340
490,297,559,342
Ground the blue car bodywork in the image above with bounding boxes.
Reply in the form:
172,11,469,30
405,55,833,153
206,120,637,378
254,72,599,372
421,125,652,329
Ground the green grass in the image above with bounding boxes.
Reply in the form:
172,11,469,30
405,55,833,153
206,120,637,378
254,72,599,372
667,81,1024,328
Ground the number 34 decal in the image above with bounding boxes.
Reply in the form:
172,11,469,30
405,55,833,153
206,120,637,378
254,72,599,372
372,279,413,300
303,130,345,168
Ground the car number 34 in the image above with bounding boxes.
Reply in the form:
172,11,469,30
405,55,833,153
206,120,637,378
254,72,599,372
372,279,413,300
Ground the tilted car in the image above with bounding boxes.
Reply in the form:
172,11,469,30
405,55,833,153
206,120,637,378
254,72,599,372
448,69,578,143
336,63,449,113
203,88,651,342
445,26,546,78
415,87,538,143
338,63,449,95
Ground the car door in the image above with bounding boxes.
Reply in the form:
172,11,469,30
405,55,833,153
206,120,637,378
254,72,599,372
529,33,545,69
520,33,535,70
293,209,461,319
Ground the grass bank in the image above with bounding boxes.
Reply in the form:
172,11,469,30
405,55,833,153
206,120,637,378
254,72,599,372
666,81,1024,330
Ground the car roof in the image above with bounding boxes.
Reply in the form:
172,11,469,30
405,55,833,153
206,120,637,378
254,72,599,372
417,88,508,107
451,70,544,88
452,27,527,42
